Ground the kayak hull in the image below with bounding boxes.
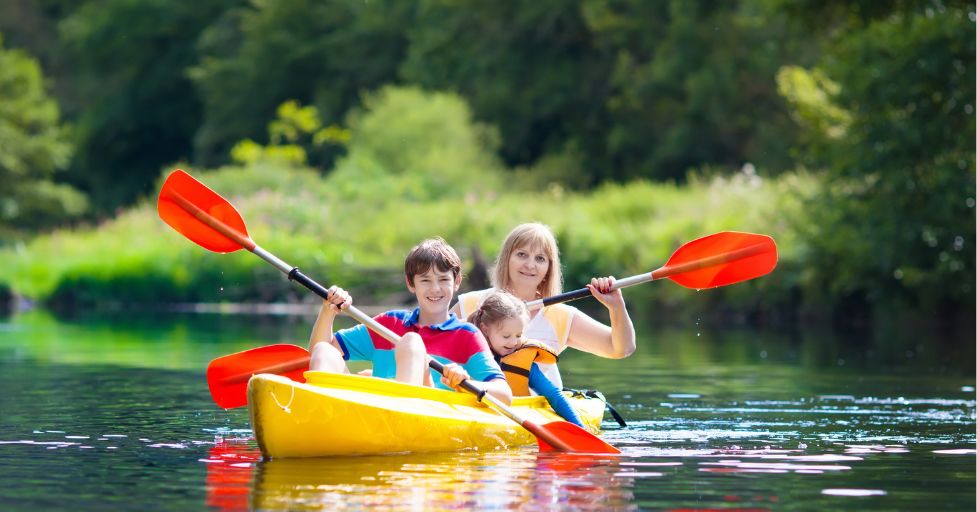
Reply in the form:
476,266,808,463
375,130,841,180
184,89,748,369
248,372,607,459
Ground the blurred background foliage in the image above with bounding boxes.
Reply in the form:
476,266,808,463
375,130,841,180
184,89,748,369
0,0,972,333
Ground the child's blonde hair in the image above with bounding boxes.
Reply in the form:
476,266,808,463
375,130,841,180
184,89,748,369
467,291,530,342
492,223,563,298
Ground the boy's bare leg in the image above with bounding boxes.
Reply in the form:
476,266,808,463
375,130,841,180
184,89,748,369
310,343,349,373
395,332,428,386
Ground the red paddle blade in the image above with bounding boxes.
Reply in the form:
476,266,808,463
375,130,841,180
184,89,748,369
534,421,621,454
658,231,777,290
158,169,251,253
207,344,311,409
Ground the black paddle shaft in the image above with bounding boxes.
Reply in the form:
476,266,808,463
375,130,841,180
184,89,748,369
539,287,593,307
427,359,487,401
287,268,333,300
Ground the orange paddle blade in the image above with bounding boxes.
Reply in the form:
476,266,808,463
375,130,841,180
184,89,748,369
207,344,310,409
534,421,621,454
158,169,253,253
657,231,777,289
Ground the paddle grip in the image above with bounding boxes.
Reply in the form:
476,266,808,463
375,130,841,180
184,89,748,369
538,287,592,307
528,272,656,308
428,359,486,401
287,268,332,299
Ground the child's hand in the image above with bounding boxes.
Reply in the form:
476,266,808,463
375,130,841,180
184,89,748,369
587,276,625,310
323,286,351,313
440,362,472,390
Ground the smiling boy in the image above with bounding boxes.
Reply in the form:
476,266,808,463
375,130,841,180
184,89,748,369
309,237,512,404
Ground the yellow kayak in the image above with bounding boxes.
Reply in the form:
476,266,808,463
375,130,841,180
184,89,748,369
248,372,608,458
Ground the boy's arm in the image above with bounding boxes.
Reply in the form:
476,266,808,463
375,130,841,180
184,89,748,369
308,286,351,353
528,364,584,427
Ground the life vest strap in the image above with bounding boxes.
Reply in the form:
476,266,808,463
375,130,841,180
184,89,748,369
499,361,531,378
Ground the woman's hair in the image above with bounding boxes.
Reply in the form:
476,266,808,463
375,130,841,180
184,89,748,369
467,291,530,335
404,237,462,285
492,223,563,298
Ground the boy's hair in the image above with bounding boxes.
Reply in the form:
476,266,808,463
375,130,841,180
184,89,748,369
492,223,563,298
404,237,463,285
467,291,529,335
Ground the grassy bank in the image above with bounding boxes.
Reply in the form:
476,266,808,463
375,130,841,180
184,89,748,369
0,163,807,323
1,87,969,334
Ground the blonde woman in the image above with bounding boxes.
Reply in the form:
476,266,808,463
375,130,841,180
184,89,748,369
451,223,636,388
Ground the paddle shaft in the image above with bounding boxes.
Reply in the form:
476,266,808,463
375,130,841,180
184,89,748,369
526,240,772,308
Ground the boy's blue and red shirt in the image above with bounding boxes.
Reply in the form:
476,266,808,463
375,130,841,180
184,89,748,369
334,308,504,389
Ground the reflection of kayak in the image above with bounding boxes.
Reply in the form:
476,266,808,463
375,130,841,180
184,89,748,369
250,450,623,509
248,372,608,458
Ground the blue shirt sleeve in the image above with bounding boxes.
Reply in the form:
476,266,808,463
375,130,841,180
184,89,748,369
528,363,584,427
461,351,506,383
333,324,373,361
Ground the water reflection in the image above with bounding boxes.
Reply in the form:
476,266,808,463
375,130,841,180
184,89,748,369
203,441,637,510
201,433,977,511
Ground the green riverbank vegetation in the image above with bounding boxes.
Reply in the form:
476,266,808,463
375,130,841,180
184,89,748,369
0,1,972,337
0,85,971,338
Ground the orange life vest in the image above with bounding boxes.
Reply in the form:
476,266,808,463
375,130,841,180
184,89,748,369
498,340,558,396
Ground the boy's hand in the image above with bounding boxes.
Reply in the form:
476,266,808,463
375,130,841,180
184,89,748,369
587,276,625,310
440,362,472,390
323,286,352,313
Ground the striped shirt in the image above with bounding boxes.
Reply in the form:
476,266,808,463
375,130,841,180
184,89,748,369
334,308,504,389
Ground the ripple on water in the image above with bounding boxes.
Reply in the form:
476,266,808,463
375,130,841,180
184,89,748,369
822,488,888,497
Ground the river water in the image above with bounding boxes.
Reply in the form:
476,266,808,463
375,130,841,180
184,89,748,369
0,310,973,510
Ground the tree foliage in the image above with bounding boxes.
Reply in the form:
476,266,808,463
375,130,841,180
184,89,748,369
56,0,240,212
779,1,976,312
0,0,972,320
190,0,412,167
0,34,86,237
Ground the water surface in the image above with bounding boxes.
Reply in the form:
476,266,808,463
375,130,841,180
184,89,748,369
0,310,973,510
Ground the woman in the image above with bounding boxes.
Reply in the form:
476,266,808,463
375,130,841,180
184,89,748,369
450,223,636,388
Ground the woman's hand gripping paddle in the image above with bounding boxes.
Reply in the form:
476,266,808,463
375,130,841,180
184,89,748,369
526,231,778,309
158,169,619,454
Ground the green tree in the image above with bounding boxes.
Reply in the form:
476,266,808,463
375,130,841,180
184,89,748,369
0,34,86,238
403,0,809,184
57,0,239,212
328,85,504,202
229,99,350,167
190,0,414,167
592,0,808,181
403,0,607,175
779,1,976,316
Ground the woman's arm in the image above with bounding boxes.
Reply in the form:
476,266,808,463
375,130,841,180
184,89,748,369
565,276,636,359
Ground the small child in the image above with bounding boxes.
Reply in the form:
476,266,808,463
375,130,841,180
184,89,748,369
467,291,585,427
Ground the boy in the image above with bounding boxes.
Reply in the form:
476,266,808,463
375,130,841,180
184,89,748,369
309,237,512,405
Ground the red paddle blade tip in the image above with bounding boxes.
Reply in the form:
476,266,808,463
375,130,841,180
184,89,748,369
534,421,621,454
207,344,311,409
663,231,778,290
158,169,251,253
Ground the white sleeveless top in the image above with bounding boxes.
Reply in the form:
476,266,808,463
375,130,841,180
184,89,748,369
457,288,578,389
